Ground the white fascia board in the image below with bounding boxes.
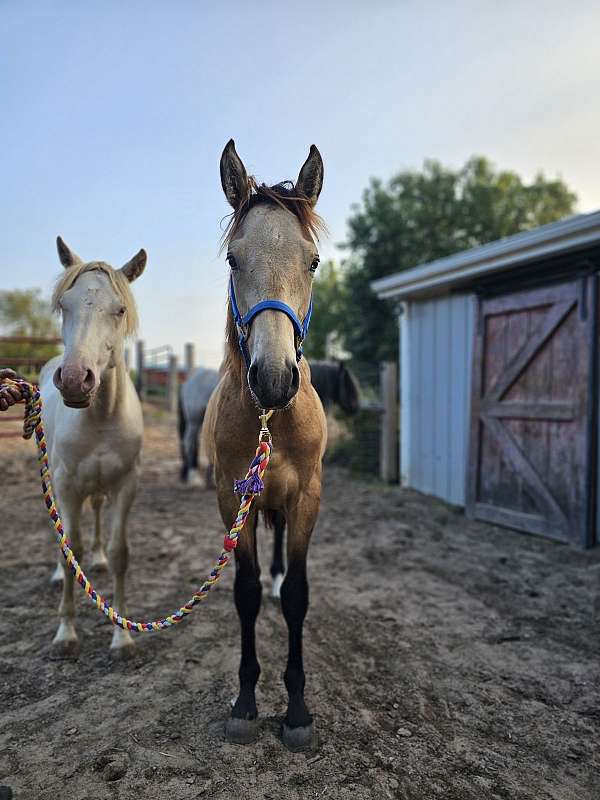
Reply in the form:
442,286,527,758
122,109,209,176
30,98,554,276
372,211,600,301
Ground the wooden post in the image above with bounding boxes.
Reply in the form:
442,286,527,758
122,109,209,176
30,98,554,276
167,354,179,412
184,342,196,375
135,340,146,400
380,361,399,483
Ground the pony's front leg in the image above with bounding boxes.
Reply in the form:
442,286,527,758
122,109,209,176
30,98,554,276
106,469,138,656
50,557,64,585
183,417,204,486
280,488,320,752
90,494,108,570
225,511,262,745
52,484,84,657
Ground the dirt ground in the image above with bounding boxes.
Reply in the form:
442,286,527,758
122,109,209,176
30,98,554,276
1,408,599,800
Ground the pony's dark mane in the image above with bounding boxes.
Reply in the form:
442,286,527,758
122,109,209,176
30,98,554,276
221,178,326,250
222,178,326,374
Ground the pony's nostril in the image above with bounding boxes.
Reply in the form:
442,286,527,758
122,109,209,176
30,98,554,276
82,369,96,393
53,367,63,390
290,365,300,394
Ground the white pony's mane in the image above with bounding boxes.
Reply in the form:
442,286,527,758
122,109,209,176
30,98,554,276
52,262,139,336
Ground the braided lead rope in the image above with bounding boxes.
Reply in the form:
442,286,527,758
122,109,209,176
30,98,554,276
2,377,272,633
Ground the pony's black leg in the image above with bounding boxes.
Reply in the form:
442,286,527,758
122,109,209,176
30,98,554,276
190,410,205,471
269,510,286,599
182,420,202,485
178,392,188,482
280,496,319,751
226,512,262,744
281,557,311,730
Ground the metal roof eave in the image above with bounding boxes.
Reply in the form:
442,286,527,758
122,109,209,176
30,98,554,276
371,211,600,301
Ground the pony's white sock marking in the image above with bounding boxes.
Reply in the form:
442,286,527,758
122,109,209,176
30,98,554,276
187,468,203,487
53,619,77,644
111,626,134,651
50,560,64,584
271,573,284,599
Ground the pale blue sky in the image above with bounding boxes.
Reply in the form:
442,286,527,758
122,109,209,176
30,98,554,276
2,1,600,365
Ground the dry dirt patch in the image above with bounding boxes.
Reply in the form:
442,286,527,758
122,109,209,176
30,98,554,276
1,409,599,799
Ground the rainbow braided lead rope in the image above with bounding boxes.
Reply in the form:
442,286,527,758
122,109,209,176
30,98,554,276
1,376,272,633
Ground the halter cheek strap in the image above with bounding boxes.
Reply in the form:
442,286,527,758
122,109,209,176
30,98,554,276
229,276,313,370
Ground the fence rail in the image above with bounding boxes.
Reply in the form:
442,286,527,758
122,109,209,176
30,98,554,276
0,335,63,438
0,336,63,345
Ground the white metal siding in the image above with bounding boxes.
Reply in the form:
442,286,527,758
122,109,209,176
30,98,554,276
400,294,475,506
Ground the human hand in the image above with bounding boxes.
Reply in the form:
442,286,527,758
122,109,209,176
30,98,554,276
0,369,25,410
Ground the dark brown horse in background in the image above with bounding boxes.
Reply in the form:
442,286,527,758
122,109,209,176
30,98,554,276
203,140,327,751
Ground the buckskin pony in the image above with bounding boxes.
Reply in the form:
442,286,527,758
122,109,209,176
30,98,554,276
203,140,327,750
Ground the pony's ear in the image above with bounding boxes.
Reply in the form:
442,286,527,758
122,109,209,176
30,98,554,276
56,236,83,268
296,145,324,207
220,139,249,210
120,249,147,283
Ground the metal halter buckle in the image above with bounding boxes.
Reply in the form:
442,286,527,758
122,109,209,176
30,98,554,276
259,409,274,444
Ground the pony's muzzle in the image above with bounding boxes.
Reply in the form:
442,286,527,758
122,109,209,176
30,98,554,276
53,364,97,408
248,358,300,410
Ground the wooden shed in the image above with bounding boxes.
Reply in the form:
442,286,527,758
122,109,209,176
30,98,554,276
372,211,600,547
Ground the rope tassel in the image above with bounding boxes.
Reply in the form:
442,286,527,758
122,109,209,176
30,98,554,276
233,473,265,496
2,376,272,634
233,443,271,496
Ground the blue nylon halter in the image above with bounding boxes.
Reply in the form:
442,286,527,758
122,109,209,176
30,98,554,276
229,275,313,370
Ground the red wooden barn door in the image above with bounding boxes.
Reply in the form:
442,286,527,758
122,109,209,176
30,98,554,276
466,278,596,546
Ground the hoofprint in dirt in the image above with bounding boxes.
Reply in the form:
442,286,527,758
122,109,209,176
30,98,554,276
1,409,599,800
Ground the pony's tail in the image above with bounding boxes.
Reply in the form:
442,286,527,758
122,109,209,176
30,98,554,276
262,510,276,529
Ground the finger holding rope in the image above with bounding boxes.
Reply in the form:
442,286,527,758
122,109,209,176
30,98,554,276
0,369,25,410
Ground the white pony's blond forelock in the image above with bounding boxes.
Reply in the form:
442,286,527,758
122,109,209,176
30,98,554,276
52,262,139,336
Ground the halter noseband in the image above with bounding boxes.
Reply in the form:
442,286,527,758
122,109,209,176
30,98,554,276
229,275,313,370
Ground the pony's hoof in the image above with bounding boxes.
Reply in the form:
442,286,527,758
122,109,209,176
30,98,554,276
224,717,259,745
50,638,80,660
110,629,135,660
186,469,204,488
110,642,135,662
282,721,318,752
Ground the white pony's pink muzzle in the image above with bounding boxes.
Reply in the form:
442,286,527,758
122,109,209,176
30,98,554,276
53,364,97,408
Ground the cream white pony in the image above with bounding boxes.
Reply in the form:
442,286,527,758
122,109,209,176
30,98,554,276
40,237,147,657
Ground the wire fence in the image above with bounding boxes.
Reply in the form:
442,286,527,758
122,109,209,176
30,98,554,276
324,362,398,480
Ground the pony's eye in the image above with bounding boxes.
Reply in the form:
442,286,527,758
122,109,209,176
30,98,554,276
117,306,126,316
227,254,238,270
310,256,320,273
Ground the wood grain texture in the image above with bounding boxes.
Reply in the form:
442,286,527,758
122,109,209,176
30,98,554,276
467,278,594,546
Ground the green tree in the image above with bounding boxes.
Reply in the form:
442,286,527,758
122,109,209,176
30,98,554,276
304,259,346,360
341,156,577,374
0,289,60,375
